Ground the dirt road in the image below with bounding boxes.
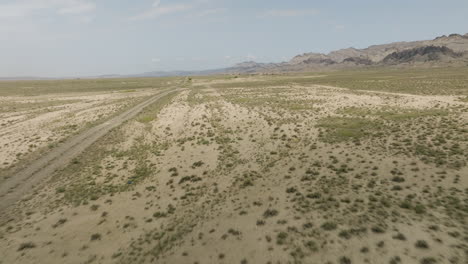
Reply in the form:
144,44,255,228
0,88,182,213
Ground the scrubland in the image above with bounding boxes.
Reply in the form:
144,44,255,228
0,68,467,264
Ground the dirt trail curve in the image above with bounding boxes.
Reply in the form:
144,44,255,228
0,88,184,214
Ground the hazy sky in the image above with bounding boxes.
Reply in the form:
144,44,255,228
1,0,467,77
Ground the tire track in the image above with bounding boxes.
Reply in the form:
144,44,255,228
0,88,184,213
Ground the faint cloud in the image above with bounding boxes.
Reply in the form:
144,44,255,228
152,58,161,62
0,0,96,33
0,0,96,18
130,0,192,21
196,8,226,17
153,0,161,7
260,9,318,18
58,0,96,15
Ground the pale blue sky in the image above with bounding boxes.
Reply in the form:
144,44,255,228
1,0,467,77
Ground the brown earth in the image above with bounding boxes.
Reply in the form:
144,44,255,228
0,77,466,264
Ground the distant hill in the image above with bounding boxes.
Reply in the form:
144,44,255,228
382,46,463,64
202,33,468,75
98,33,468,78
0,76,54,81
289,33,468,64
2,33,468,80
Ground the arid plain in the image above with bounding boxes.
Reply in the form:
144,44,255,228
0,68,467,264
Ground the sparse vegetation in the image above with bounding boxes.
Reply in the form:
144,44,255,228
1,68,467,264
321,222,338,231
415,240,429,249
90,233,102,241
17,242,36,251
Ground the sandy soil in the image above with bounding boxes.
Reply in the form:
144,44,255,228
0,90,160,171
0,88,183,213
0,81,466,264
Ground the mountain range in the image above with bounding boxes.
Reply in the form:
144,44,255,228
2,33,468,80
127,33,468,77
223,33,468,74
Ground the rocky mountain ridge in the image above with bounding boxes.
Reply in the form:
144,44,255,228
291,33,468,63
223,33,468,74
3,33,467,80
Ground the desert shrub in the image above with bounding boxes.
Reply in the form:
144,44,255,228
420,257,437,264
414,204,426,214
392,233,406,240
321,222,337,231
263,209,279,218
52,218,67,228
191,161,204,168
276,232,288,245
90,233,102,241
391,176,405,182
304,240,318,252
371,226,385,233
415,240,429,249
400,201,412,209
18,242,36,251
340,256,352,264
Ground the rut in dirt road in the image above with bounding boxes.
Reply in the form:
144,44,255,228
0,88,183,214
